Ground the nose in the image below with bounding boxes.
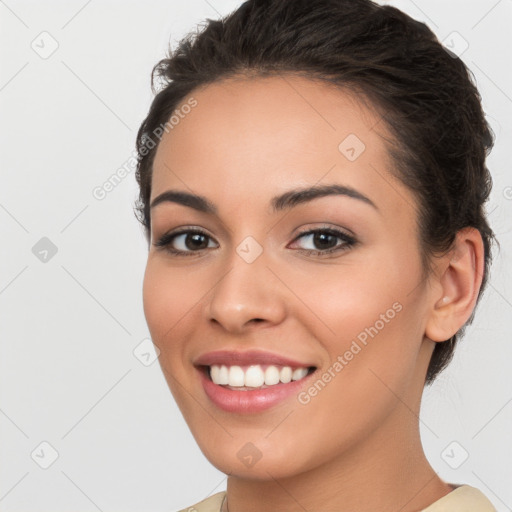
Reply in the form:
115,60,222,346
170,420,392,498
206,253,287,333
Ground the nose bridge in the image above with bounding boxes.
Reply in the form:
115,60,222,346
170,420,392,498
206,240,286,331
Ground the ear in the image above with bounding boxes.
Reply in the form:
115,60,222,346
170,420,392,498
425,227,485,342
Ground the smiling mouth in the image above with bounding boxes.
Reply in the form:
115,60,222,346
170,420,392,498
199,364,317,390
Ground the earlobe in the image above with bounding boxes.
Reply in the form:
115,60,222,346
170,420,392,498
425,227,485,342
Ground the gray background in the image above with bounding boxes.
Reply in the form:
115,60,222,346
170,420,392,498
0,0,511,510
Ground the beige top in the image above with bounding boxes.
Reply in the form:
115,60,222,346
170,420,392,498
177,484,496,512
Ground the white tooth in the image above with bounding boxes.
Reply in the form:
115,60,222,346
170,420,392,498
264,365,281,385
210,365,220,384
218,365,229,385
228,365,245,387
212,364,308,387
280,366,292,383
292,368,308,381
245,365,265,387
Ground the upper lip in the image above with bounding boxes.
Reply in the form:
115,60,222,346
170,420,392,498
194,349,315,368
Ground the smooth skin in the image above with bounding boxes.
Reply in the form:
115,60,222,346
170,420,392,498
142,74,484,512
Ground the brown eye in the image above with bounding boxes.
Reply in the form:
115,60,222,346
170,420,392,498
154,229,219,256
291,228,356,256
311,232,339,250
182,233,210,250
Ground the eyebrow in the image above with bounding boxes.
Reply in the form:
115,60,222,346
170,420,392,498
150,184,377,214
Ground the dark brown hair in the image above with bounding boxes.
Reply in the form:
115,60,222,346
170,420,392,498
134,0,495,385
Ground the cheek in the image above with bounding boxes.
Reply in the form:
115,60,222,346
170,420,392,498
289,245,426,387
290,251,415,340
142,259,205,417
280,263,425,471
142,259,200,359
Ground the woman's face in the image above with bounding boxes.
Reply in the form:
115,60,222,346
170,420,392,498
143,75,438,479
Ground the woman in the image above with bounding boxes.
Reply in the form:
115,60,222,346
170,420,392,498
134,0,497,510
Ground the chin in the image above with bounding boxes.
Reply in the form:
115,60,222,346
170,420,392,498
193,432,318,482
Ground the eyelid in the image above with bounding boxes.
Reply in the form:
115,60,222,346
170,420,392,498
153,225,215,241
291,224,355,241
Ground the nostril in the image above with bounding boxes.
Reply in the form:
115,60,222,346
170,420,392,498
244,318,266,328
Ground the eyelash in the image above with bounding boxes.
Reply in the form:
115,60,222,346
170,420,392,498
295,227,357,256
153,226,357,258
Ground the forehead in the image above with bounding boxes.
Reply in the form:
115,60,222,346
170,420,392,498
150,74,405,214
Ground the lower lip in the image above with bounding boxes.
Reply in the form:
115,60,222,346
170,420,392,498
197,367,315,413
